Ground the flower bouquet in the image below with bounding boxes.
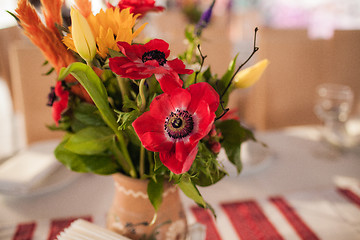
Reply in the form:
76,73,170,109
11,0,268,238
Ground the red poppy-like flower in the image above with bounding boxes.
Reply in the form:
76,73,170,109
109,39,193,93
107,0,165,17
47,81,69,125
132,82,219,174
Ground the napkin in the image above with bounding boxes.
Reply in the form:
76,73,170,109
57,219,206,240
57,219,131,240
0,150,60,193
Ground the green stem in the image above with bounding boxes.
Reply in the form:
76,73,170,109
114,131,137,178
111,136,130,173
116,75,129,101
139,78,146,112
186,41,195,63
148,151,154,176
105,77,136,178
139,145,145,178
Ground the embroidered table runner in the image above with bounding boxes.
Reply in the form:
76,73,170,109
2,187,360,240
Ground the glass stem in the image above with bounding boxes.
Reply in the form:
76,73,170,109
324,120,349,147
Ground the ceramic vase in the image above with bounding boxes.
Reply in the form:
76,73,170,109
107,173,187,240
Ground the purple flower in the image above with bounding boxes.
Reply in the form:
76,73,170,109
195,0,215,36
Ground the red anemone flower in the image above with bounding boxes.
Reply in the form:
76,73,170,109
132,82,219,174
107,0,165,17
109,39,193,93
221,109,240,121
47,81,69,125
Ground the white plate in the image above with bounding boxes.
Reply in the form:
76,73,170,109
0,140,81,197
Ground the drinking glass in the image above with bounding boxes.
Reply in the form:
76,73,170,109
314,83,354,148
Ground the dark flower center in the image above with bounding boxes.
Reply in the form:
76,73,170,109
47,86,57,106
142,50,167,66
164,110,194,139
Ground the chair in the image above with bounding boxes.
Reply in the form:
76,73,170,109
9,39,64,145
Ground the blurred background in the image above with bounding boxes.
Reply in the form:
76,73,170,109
0,0,360,155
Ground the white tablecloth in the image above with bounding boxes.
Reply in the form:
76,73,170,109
0,126,359,239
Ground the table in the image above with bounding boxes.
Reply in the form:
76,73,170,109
0,126,359,239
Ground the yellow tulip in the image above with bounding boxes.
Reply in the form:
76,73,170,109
70,7,96,63
233,59,269,88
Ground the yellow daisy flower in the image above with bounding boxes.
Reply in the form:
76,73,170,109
63,7,146,59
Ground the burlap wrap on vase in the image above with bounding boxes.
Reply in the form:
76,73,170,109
107,173,187,240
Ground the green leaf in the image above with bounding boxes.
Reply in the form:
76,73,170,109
122,95,138,110
152,153,168,175
43,67,55,76
6,10,19,23
58,63,118,135
190,142,226,186
177,174,206,208
73,102,106,127
221,54,239,87
202,67,213,83
108,48,123,58
205,202,217,219
154,154,162,171
123,127,141,147
117,110,140,130
64,126,114,155
47,121,71,132
55,136,119,174
183,72,196,88
147,176,164,211
216,119,255,173
70,118,87,132
184,24,196,43
59,63,137,177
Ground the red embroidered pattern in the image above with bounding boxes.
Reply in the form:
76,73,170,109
222,200,283,240
337,188,360,208
269,197,320,240
191,206,222,240
13,222,36,240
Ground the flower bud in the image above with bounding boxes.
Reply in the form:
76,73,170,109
70,7,96,63
210,128,217,137
234,59,269,88
210,142,221,154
